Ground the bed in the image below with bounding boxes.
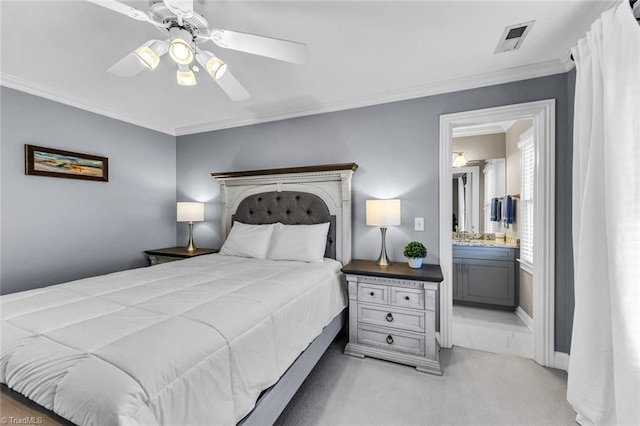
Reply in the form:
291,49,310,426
0,163,358,425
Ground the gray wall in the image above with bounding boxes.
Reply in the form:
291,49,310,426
0,87,177,295
559,67,576,354
176,72,575,353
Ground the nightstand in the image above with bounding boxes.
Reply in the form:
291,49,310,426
144,247,219,265
342,259,444,375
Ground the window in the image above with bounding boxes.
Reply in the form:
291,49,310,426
483,161,496,233
519,129,534,270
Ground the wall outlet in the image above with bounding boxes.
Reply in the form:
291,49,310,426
415,217,425,231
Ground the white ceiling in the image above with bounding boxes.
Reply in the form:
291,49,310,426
0,0,615,136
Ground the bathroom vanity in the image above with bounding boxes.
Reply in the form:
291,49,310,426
452,241,519,309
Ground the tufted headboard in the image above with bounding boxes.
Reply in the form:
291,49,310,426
212,163,358,264
233,191,337,259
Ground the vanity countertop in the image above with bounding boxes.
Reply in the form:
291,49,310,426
452,240,519,248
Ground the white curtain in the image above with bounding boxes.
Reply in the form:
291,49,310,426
568,2,640,425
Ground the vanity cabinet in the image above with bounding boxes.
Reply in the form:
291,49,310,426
452,246,518,309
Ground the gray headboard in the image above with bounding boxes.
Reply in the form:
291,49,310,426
233,191,337,259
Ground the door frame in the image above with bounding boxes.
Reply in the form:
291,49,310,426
438,99,556,367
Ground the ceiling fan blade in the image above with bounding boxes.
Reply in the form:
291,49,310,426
107,52,146,77
163,0,194,16
85,0,151,22
215,70,250,101
209,29,308,64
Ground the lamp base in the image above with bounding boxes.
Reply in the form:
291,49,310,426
375,227,391,266
186,222,197,252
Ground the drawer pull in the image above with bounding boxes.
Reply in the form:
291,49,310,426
369,292,375,297
386,335,394,345
404,296,410,301
385,313,394,322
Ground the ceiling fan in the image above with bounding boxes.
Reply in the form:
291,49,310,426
86,0,309,100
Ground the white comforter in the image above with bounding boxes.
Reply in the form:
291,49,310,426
0,255,346,425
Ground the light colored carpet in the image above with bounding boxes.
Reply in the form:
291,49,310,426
276,335,576,426
0,335,575,426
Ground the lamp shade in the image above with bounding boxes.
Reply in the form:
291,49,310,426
176,69,197,86
366,199,401,226
169,28,194,65
452,152,468,167
134,40,168,71
196,50,228,80
177,202,204,222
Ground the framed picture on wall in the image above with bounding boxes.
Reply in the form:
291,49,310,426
25,144,109,182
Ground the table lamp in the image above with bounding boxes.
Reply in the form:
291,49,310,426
177,202,204,251
366,199,401,266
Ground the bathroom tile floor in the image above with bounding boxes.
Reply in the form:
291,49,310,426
453,304,533,358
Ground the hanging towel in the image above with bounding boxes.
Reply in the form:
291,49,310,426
490,198,501,222
503,195,514,226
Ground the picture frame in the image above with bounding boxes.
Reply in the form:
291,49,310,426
25,144,109,182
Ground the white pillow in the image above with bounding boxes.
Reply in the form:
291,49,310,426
219,222,276,259
267,222,330,263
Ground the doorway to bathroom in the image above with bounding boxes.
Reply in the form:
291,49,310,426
439,100,556,368
451,119,534,358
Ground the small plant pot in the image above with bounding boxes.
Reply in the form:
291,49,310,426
408,258,423,269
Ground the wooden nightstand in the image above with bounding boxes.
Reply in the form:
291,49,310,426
342,259,444,375
144,247,219,265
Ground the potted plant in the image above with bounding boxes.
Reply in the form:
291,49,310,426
403,241,427,268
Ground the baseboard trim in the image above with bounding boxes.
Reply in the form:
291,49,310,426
516,306,534,332
554,352,570,372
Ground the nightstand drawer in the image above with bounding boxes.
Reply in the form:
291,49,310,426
358,283,387,305
357,325,425,356
390,287,424,310
358,304,425,333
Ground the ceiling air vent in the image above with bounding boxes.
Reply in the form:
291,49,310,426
494,20,535,54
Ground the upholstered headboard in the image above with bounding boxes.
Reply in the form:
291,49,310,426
212,163,358,264
233,191,337,259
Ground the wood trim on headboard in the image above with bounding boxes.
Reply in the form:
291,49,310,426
212,163,358,265
211,163,358,179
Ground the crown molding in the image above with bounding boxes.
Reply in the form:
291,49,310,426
1,55,572,138
452,120,517,138
175,56,572,136
0,73,176,136
559,49,576,72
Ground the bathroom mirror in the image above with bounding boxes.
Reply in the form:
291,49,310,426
452,159,505,234
452,166,479,232
451,132,508,234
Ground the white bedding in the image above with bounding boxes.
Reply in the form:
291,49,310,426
0,255,346,425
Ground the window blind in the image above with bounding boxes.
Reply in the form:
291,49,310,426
484,161,496,233
519,134,535,265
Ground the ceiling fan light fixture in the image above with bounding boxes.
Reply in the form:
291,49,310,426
135,45,160,70
169,28,194,65
196,50,227,80
176,69,197,86
206,57,227,80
